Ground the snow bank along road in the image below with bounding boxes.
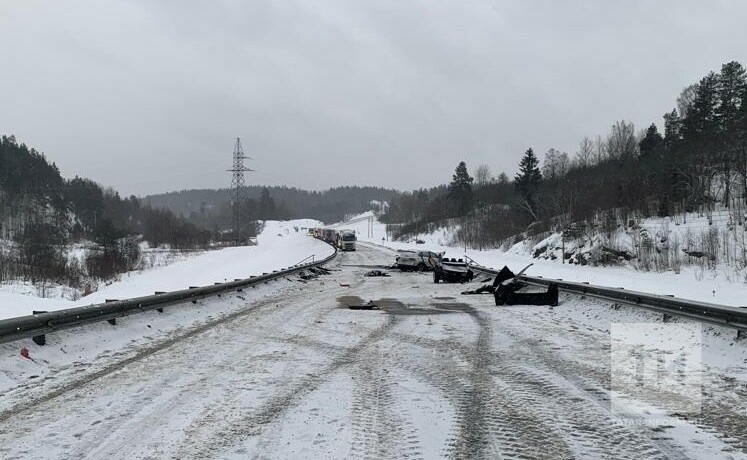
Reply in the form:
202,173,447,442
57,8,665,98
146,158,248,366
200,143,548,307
1,243,746,459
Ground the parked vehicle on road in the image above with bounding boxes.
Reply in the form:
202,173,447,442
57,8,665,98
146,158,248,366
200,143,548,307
395,250,441,271
321,228,337,244
433,257,474,283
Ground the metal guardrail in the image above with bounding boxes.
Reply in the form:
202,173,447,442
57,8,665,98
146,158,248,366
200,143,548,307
468,263,747,332
0,246,337,345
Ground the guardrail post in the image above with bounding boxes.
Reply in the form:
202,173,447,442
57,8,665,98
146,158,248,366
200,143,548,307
738,329,746,341
105,300,118,325
154,292,166,312
32,310,47,346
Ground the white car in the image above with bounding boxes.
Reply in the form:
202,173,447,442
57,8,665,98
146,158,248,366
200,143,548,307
395,250,442,271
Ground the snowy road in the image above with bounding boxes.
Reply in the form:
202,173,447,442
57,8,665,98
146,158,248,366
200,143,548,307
1,243,747,459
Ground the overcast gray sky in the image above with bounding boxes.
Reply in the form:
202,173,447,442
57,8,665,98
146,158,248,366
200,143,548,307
2,1,747,196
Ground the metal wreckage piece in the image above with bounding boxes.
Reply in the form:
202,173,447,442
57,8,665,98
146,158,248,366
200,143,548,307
461,265,559,306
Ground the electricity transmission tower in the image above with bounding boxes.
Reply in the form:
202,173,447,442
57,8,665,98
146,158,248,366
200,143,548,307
227,137,253,245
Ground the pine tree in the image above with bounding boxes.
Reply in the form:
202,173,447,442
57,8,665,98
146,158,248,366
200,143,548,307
717,61,746,132
714,62,747,205
683,72,719,141
639,123,664,158
514,148,542,220
663,108,681,148
448,161,474,216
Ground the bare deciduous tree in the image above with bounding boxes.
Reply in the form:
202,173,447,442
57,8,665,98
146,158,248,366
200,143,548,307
594,135,607,163
474,164,493,186
574,137,594,168
542,148,570,180
606,120,638,159
677,83,699,120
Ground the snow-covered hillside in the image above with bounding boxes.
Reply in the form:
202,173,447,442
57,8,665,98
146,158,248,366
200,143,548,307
0,219,332,320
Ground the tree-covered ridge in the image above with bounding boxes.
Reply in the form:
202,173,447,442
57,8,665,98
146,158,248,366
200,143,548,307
0,135,210,287
382,61,747,265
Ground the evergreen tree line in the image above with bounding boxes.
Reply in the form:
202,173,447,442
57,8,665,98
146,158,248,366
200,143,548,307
382,61,747,262
0,135,211,287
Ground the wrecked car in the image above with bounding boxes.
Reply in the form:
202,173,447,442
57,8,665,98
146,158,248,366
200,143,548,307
395,250,441,271
433,257,474,283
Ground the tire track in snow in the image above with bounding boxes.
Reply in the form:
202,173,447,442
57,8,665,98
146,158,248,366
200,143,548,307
496,310,747,458
348,336,423,460
0,289,295,424
388,306,684,459
176,314,401,458
488,312,684,458
391,321,570,459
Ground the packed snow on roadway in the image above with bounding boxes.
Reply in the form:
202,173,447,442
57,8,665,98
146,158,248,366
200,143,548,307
1,217,747,458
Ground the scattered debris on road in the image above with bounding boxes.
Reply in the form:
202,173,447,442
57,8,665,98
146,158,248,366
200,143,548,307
297,266,333,282
364,269,390,277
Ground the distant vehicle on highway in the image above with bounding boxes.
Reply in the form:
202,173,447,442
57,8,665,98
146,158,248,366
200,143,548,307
395,250,441,271
337,229,356,251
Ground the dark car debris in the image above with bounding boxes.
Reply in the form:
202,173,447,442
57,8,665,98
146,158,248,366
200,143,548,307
460,264,559,307
461,265,525,295
495,283,559,307
348,301,380,310
297,266,333,281
364,270,391,277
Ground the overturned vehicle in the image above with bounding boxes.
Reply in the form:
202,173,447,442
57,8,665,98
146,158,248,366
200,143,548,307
433,257,474,283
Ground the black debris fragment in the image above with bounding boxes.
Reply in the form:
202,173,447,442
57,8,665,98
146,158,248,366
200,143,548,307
459,264,556,306
348,301,380,310
495,283,559,307
298,266,333,281
461,266,520,295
